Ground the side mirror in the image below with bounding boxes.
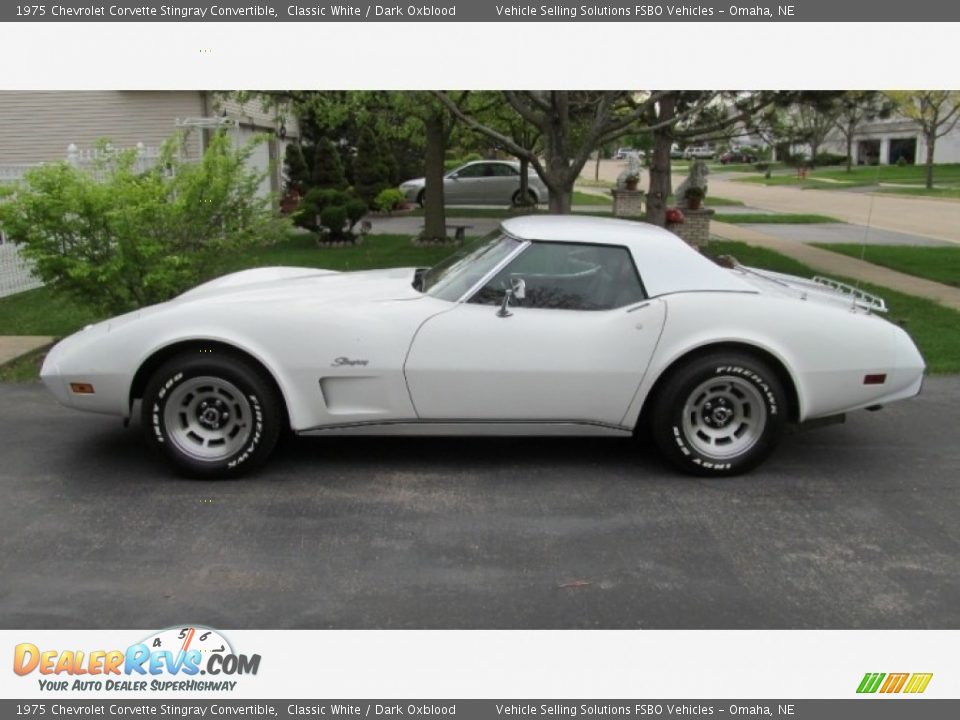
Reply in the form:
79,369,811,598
448,173,459,181
496,277,525,318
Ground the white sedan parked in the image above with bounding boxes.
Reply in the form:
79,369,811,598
399,160,549,207
41,216,924,478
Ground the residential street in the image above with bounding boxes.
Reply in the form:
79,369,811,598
580,160,960,245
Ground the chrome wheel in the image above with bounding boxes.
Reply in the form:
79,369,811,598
681,375,767,460
163,376,253,462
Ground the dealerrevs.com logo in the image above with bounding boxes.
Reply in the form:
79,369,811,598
13,626,260,692
857,672,933,695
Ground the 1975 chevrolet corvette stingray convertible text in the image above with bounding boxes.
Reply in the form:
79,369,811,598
41,216,925,478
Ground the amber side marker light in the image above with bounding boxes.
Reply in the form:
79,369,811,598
863,374,887,385
69,382,95,394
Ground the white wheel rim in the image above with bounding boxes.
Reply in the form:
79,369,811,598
681,375,767,460
163,376,253,462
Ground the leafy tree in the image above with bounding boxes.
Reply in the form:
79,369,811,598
0,133,287,314
240,91,456,243
435,91,780,216
832,91,889,172
885,91,960,188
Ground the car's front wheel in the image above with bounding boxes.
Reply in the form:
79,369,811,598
142,352,283,478
416,189,426,208
650,352,787,476
511,189,538,207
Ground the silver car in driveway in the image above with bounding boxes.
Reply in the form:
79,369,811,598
399,160,549,207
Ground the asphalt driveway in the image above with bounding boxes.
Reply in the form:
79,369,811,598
1,379,958,630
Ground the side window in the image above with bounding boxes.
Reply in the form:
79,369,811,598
491,163,519,177
469,242,645,311
454,164,486,178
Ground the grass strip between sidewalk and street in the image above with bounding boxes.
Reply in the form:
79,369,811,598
714,213,843,224
812,243,960,288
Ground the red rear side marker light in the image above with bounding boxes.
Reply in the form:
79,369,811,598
863,374,887,385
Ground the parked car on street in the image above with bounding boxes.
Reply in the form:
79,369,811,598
615,147,643,160
684,145,716,159
399,160,549,207
720,149,759,164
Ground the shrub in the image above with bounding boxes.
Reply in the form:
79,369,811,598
294,187,366,240
319,205,348,238
311,138,347,190
345,199,368,228
0,134,287,315
813,152,847,166
283,142,309,192
353,126,393,204
374,188,406,213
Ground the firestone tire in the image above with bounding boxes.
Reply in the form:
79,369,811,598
141,352,283,479
650,353,787,477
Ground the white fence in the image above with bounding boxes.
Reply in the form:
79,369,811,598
0,242,43,298
0,143,164,298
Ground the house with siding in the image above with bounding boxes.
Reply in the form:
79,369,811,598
821,113,960,166
0,91,298,195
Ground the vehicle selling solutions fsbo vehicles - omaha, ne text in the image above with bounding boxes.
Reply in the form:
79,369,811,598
41,216,925,478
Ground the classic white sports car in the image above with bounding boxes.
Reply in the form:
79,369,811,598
41,216,925,478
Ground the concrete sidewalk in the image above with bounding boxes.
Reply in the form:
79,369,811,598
0,336,53,365
712,222,960,311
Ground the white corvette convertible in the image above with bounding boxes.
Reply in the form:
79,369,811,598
41,216,925,478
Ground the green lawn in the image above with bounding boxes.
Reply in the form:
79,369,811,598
736,163,960,191
709,240,960,374
0,287,103,336
572,190,611,205
813,244,960,288
714,213,843,224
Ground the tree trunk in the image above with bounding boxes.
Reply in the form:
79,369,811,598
645,94,676,227
421,111,448,241
518,156,530,205
548,186,572,214
925,134,936,189
845,130,854,173
595,151,601,181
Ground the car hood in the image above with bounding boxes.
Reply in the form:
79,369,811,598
174,266,424,307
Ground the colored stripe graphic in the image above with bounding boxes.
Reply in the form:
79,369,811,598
857,672,933,694
880,673,909,693
857,673,885,693
904,673,934,694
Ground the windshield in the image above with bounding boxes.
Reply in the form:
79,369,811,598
419,230,523,302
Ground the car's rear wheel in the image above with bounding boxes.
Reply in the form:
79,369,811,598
142,352,283,479
650,352,787,476
416,189,426,208
512,189,538,207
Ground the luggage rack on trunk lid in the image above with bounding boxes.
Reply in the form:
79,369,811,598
812,276,887,313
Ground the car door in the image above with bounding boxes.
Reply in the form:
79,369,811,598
404,241,667,427
445,162,486,204
488,162,521,203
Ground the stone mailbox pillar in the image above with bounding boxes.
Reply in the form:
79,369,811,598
611,189,644,218
668,207,714,249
